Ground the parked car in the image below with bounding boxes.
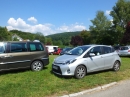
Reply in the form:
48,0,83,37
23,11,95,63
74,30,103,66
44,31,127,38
60,47,73,55
46,45,58,55
53,48,62,55
118,46,130,56
0,41,49,72
52,45,121,79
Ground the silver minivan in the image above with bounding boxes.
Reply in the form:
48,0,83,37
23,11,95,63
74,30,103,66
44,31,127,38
52,45,121,79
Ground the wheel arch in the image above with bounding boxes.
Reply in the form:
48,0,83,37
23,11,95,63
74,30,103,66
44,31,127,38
75,64,87,73
30,59,44,67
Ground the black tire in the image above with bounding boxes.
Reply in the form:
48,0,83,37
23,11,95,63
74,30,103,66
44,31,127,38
31,60,43,71
74,65,86,79
113,61,120,71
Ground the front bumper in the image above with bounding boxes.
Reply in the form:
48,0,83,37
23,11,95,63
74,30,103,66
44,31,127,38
52,63,74,76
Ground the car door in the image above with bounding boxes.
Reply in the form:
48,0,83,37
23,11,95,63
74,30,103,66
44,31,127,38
28,42,45,59
86,46,105,72
5,42,32,69
102,46,115,69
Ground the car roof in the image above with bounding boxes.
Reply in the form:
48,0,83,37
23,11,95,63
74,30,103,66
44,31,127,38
0,41,42,43
79,44,112,47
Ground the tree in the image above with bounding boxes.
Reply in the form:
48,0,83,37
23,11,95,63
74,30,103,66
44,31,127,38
70,35,83,46
53,40,63,46
80,30,91,45
89,11,112,44
120,21,130,45
110,0,130,42
45,37,53,45
34,32,45,43
10,30,36,41
0,27,11,41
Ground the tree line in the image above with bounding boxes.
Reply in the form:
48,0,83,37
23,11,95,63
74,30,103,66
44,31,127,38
0,0,130,47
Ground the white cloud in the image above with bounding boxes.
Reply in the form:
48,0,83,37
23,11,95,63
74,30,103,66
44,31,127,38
27,17,37,23
7,17,86,36
105,10,111,15
56,23,86,32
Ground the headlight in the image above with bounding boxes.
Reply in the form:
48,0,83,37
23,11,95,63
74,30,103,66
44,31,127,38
63,59,76,65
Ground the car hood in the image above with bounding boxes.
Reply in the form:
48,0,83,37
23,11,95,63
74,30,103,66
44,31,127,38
54,55,78,63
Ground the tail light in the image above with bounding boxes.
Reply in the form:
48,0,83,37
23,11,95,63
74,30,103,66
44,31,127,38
128,50,130,52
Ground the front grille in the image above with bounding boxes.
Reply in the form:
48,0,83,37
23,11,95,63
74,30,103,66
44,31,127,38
52,65,62,75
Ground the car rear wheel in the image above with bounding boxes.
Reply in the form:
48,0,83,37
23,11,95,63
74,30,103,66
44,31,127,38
74,65,86,79
113,61,120,71
31,60,43,71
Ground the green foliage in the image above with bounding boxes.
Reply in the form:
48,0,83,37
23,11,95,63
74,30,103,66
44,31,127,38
0,27,11,41
34,32,45,43
10,30,35,41
45,37,53,45
80,30,91,45
110,0,130,42
9,30,45,43
46,31,80,46
89,11,112,45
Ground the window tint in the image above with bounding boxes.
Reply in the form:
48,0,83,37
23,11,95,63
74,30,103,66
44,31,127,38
120,46,129,50
11,43,27,53
103,46,112,54
29,43,44,51
89,46,102,56
0,42,5,54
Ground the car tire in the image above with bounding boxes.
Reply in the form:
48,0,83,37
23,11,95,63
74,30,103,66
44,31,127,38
113,61,120,71
31,60,43,71
74,65,86,79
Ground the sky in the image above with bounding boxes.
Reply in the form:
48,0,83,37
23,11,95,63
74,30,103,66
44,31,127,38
0,0,118,36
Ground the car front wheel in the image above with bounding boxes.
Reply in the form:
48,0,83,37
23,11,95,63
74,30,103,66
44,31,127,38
31,60,43,71
113,61,120,71
74,65,86,79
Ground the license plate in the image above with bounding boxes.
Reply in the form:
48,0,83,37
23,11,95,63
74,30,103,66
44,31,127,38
53,65,58,70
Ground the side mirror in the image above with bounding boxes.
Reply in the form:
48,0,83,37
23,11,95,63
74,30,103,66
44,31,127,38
89,53,95,57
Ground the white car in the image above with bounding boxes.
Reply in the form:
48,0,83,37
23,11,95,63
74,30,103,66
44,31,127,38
52,45,121,79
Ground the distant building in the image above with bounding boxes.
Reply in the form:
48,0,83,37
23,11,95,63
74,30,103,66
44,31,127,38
12,34,23,41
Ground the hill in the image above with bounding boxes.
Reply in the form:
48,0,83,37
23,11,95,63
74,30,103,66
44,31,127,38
46,31,81,45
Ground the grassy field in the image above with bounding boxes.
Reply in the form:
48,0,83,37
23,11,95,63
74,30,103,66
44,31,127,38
0,55,130,97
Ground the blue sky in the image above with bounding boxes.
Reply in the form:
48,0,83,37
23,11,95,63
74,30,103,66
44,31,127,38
0,0,118,36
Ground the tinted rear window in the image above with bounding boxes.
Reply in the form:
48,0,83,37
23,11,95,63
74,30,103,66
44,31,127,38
102,46,114,54
29,43,44,51
120,47,129,50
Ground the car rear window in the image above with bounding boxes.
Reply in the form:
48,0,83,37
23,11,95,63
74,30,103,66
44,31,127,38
29,43,44,51
120,47,129,50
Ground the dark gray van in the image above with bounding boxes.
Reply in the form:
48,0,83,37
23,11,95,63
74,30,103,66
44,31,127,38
0,41,49,72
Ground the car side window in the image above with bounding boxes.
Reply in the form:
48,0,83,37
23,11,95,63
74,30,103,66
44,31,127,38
102,46,112,54
29,43,44,52
10,43,27,53
89,46,102,56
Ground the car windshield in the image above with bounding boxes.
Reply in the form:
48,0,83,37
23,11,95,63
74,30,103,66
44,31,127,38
66,46,90,55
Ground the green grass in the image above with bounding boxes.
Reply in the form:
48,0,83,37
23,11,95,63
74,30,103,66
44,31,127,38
0,56,130,97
